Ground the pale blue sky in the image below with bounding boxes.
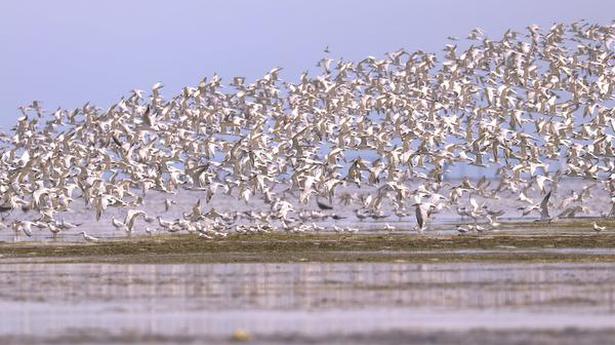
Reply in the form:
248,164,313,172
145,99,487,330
0,0,613,127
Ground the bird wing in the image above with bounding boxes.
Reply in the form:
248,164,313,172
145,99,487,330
415,204,424,229
470,198,479,211
125,209,147,229
540,191,552,219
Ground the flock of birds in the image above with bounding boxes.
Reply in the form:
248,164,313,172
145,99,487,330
2,20,615,241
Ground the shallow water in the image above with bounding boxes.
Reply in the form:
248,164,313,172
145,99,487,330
0,179,609,242
1,261,615,344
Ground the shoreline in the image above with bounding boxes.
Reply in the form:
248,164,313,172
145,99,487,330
3,230,615,264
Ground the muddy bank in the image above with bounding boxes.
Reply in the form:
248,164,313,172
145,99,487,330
2,230,615,263
2,328,614,345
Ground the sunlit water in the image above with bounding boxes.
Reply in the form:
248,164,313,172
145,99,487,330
1,262,614,344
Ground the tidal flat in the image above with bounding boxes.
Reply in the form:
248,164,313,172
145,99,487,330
2,226,615,264
3,228,615,345
1,260,615,345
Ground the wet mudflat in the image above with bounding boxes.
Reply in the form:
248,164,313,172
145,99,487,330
1,256,615,344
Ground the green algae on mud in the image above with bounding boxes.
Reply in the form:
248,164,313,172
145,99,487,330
15,250,615,265
2,230,615,263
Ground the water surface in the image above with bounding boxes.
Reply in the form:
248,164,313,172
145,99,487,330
1,262,614,344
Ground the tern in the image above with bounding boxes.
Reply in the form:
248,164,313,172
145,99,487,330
1,20,614,241
593,222,606,232
80,231,99,242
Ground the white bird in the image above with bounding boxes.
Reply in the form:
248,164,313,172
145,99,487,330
1,20,614,242
164,198,176,212
383,223,395,231
111,216,128,232
80,231,99,242
593,222,606,232
124,209,148,232
486,215,501,228
456,225,471,233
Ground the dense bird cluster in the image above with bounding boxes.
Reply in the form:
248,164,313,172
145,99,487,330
2,21,615,240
